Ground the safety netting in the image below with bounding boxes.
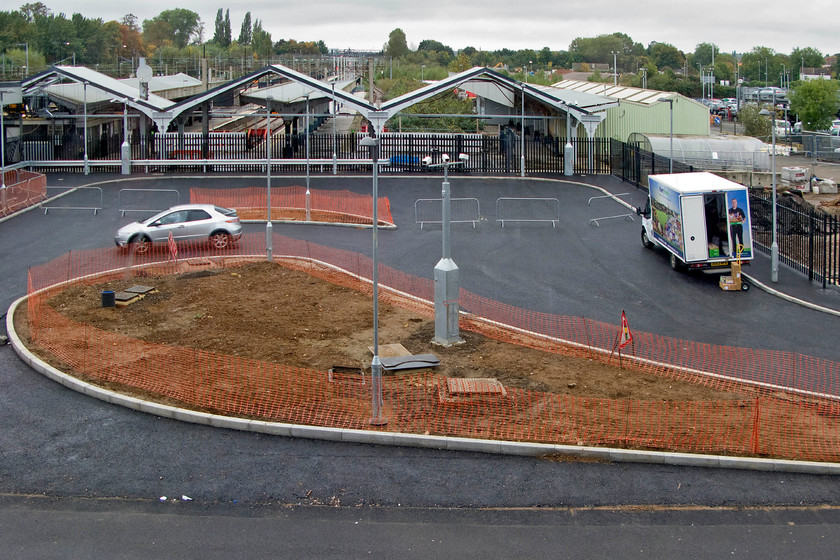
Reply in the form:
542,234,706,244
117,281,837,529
20,232,840,462
190,185,395,227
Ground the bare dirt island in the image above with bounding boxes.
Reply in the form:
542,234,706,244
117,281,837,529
44,260,737,403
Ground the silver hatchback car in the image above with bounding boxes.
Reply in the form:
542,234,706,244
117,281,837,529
115,204,242,253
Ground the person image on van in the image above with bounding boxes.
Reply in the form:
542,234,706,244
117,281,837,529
728,197,746,256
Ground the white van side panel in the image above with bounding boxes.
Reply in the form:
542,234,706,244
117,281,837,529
680,195,709,262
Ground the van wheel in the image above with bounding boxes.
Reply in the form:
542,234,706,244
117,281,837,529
669,253,683,271
641,229,654,249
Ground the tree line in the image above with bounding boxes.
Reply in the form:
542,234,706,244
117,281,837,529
1,3,838,129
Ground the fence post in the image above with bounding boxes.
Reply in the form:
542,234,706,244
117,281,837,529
751,397,761,455
808,211,815,282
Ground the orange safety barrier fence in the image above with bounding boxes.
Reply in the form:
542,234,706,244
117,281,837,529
1,170,47,217
190,185,395,227
21,232,840,462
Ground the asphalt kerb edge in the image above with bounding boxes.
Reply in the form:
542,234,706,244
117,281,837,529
7,294,840,475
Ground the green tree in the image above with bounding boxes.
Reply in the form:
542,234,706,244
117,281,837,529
417,39,453,57
19,2,50,22
568,32,644,75
251,19,272,60
790,47,824,76
448,53,471,73
211,9,231,47
213,9,224,45
739,46,784,85
789,79,840,131
143,9,200,49
648,42,684,71
691,42,718,67
142,18,172,49
0,10,31,48
384,28,409,58
238,12,251,45
739,102,771,139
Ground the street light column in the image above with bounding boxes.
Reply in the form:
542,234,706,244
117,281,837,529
0,91,6,210
266,96,273,261
770,93,778,282
360,135,387,426
658,97,674,173
120,102,130,175
305,94,311,221
331,83,337,175
83,82,89,175
424,153,467,346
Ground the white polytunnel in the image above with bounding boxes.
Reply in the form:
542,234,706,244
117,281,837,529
627,133,772,172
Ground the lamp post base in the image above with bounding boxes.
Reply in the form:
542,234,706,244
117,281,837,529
433,258,463,346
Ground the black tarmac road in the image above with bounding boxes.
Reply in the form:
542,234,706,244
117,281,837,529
2,172,840,558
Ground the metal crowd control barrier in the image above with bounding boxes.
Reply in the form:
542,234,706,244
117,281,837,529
43,186,103,215
587,193,635,226
118,189,181,216
415,198,481,229
495,197,560,227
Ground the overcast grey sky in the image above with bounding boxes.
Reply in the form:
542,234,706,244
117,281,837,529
40,1,840,56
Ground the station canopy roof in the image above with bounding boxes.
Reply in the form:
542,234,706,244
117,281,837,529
21,64,621,133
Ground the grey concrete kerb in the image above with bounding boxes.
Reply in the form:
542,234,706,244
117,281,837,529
7,293,840,475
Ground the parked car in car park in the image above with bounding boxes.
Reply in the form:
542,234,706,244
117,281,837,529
114,204,242,253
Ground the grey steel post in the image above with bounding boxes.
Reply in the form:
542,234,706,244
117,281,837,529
0,91,6,211
305,94,311,221
425,153,466,346
658,97,674,173
564,103,574,176
266,96,273,261
669,100,674,173
770,92,778,282
360,135,387,425
83,82,89,175
520,83,525,177
331,82,337,175
120,102,130,175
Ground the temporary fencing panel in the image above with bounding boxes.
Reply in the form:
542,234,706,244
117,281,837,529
22,232,840,462
414,198,481,228
1,170,46,217
495,197,560,227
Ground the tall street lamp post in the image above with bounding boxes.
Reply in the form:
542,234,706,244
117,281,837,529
422,152,468,345
520,83,525,177
121,101,130,175
305,94,311,221
331,83,337,175
612,51,618,86
265,96,273,261
83,81,89,175
360,135,387,426
658,97,674,173
0,89,8,210
760,97,779,282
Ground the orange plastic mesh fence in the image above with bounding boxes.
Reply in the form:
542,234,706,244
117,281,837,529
190,185,395,226
1,170,47,217
23,232,840,462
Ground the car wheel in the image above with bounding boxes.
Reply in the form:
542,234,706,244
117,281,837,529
669,253,682,271
210,231,231,250
641,229,654,249
130,235,151,254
